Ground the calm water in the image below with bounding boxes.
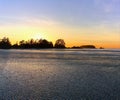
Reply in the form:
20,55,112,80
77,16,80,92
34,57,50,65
0,49,120,100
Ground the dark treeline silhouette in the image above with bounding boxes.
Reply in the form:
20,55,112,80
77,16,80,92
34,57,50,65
0,37,97,49
0,37,66,49
0,37,11,49
16,39,53,49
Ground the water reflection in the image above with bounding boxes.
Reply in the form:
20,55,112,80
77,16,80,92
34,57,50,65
0,49,120,100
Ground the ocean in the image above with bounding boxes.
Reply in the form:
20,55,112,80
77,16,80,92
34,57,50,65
0,49,120,100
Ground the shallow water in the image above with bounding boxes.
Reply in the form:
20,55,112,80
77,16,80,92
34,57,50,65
0,49,120,100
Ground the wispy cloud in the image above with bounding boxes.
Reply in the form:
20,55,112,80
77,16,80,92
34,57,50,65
24,17,59,27
0,16,26,26
0,16,60,28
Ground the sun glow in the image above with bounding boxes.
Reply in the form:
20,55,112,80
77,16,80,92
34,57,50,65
32,33,45,40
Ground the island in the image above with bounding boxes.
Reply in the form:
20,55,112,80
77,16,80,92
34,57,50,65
72,45,96,49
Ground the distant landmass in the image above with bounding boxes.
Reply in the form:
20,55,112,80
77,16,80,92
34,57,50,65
0,37,102,49
72,45,96,49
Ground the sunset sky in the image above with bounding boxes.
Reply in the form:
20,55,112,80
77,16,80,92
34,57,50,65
0,0,120,48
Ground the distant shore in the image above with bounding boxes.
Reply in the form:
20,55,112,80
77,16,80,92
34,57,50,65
0,37,105,49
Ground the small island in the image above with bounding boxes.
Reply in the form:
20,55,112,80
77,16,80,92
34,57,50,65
72,45,96,49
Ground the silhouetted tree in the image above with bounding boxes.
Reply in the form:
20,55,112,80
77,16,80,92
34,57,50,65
17,38,53,49
12,42,19,49
19,40,26,48
38,39,53,48
54,39,66,48
0,37,11,49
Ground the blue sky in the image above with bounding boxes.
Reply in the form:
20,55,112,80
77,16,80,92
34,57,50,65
0,0,119,26
0,0,120,48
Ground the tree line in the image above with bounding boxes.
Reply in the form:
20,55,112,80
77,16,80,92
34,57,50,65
0,37,66,49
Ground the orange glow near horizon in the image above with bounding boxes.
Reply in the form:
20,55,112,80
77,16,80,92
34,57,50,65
66,41,120,49
0,21,120,49
8,35,120,49
0,32,120,49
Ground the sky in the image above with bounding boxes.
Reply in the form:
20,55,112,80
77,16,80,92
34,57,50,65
0,0,120,48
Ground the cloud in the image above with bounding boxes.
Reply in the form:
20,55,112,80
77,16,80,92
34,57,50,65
0,16,60,28
24,17,59,27
0,16,26,26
